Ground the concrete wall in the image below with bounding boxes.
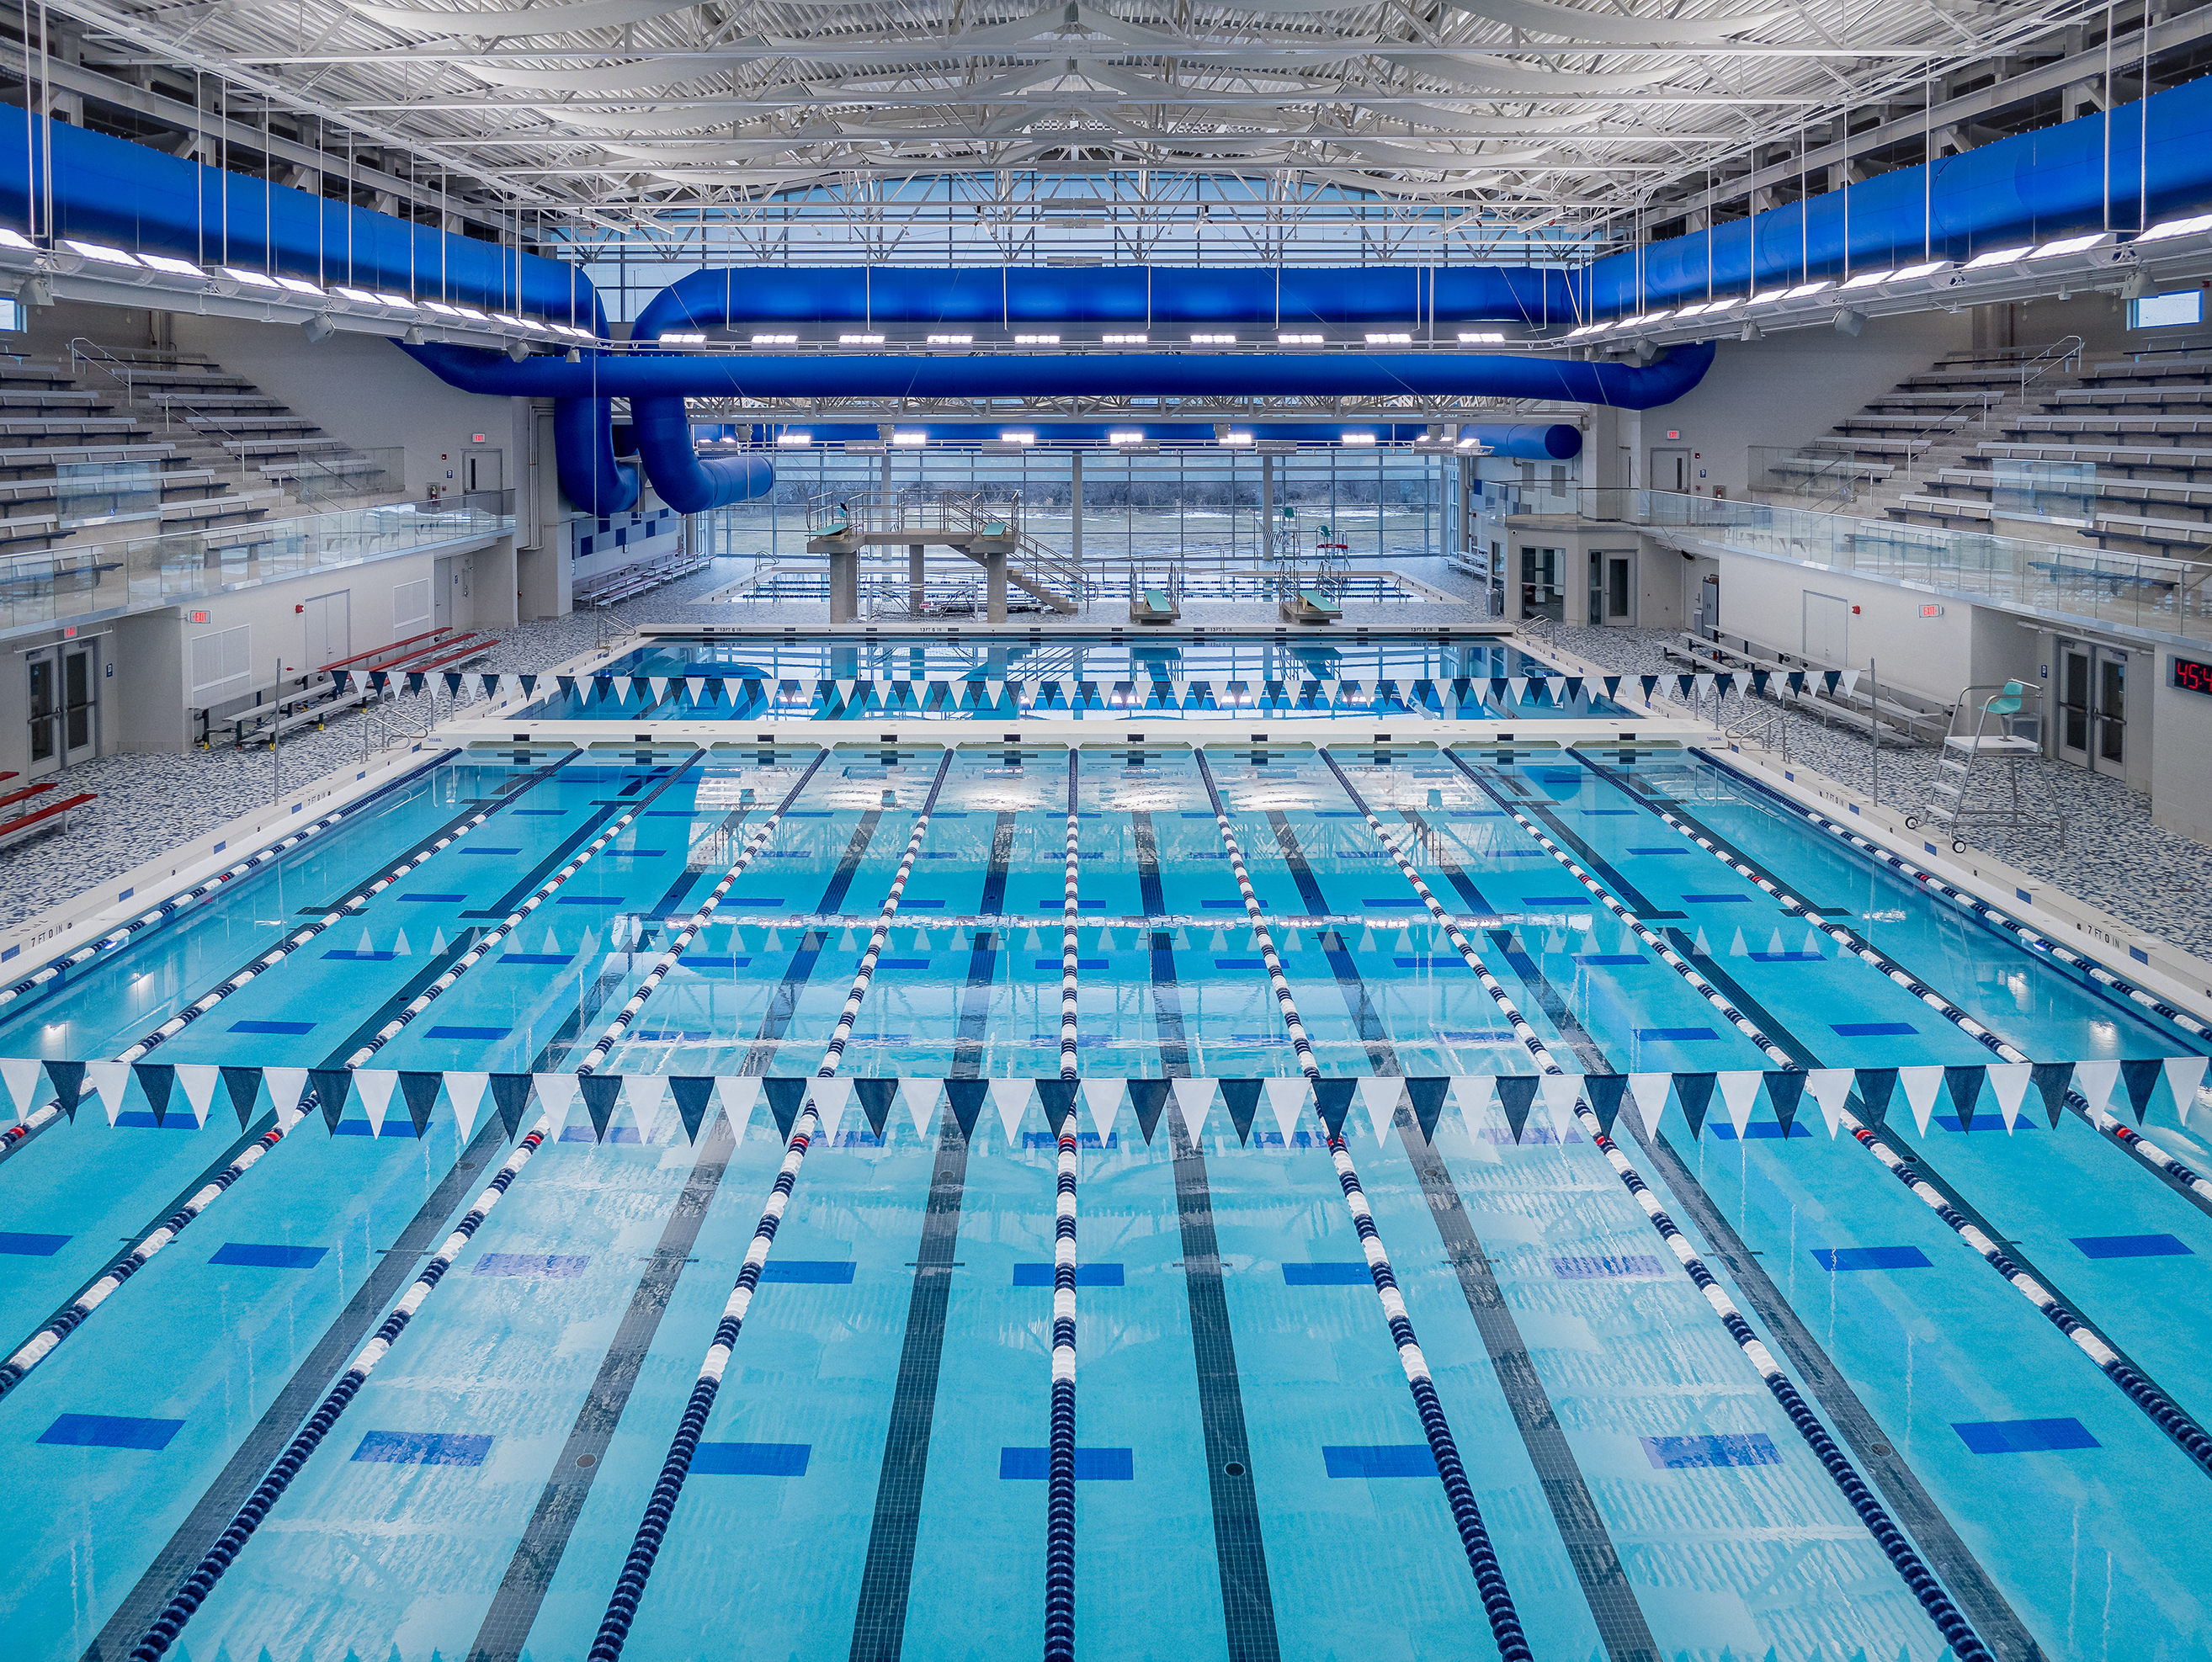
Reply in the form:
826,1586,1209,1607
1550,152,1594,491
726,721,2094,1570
2153,648,2212,845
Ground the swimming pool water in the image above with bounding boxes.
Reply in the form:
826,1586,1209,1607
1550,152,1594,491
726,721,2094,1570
3,729,2209,1662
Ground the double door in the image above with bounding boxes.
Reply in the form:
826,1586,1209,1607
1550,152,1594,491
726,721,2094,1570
27,640,97,774
2056,639,2125,773
1587,551,1633,624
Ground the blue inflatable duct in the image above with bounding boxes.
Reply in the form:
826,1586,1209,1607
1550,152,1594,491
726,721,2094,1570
555,397,639,517
630,396,775,512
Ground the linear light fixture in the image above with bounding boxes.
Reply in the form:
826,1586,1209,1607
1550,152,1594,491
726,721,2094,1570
1102,332,1147,344
839,332,885,345
752,332,798,344
1013,333,1060,345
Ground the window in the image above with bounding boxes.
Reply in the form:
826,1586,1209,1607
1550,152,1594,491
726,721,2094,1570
0,298,23,332
2129,289,2203,329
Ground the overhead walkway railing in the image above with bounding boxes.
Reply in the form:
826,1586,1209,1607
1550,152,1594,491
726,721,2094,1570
0,500,512,643
1593,488,2212,650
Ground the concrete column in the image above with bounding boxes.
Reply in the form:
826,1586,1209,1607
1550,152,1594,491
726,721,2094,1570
829,549,858,624
986,550,1008,624
908,543,926,613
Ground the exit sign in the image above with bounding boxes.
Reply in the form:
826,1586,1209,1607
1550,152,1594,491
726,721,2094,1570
190,610,210,623
471,433,487,443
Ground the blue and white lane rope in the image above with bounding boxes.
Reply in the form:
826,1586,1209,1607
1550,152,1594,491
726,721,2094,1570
1189,748,1533,1662
1698,773,2212,1203
588,747,956,1662
1444,747,2212,1488
0,765,553,1168
1046,748,1081,1662
575,748,831,1080
1344,748,1997,1662
342,751,705,1069
128,1115,554,1661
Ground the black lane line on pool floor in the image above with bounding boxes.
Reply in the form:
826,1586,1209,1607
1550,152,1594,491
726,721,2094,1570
1481,932,2046,1662
1269,805,1661,1662
466,805,888,1662
1675,932,2212,1458
1485,773,1684,920
1135,806,1282,1662
847,810,1010,1662
80,1112,509,1662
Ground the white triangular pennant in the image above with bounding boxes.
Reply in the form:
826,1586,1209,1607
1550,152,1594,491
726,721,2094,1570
718,1075,761,1140
2165,1057,2209,1124
263,1066,311,1132
1451,1073,1497,1134
1839,670,1862,699
907,1078,942,1140
1507,677,1527,704
1986,1063,2032,1134
1538,1074,1583,1139
175,1063,219,1128
648,677,670,704
354,1070,398,1137
0,1055,41,1121
1694,672,1715,700
533,1070,582,1136
686,677,706,704
1627,1072,1672,1134
1357,1077,1402,1146
1082,1079,1123,1143
445,1071,491,1141
984,1079,1029,1144
1805,1068,1853,1139
1263,1076,1309,1141
1174,1077,1217,1144
807,1077,851,1146
2073,1059,2119,1118
87,1060,129,1125
1717,1070,1763,1138
1898,1065,1945,1136
628,1078,667,1140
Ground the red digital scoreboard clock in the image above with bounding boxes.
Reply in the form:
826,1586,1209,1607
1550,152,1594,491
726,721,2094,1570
2175,656,2212,696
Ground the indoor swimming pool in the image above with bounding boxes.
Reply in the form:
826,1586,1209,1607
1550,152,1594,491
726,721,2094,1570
3,723,2210,1662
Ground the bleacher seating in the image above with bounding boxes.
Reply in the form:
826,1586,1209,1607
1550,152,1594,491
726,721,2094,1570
574,549,711,606
0,780,95,847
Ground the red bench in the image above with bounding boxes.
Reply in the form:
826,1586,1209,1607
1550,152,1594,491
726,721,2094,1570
0,789,92,847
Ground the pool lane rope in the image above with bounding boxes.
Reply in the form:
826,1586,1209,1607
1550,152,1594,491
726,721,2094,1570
1190,747,1533,1662
1679,765,2212,1209
128,1114,554,1662
1046,748,1081,1662
0,758,569,1168
575,747,832,1080
342,750,706,1068
588,747,956,1662
1443,747,2212,1488
1320,746,1997,1662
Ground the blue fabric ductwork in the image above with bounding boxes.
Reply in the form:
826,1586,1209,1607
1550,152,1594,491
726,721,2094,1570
629,396,775,512
555,397,640,517
1461,423,1582,460
633,263,1577,337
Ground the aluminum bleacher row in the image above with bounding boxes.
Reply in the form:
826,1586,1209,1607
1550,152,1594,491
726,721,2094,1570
0,774,94,847
214,625,498,748
573,547,711,607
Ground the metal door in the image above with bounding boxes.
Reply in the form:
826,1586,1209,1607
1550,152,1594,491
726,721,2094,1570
26,653,55,771
61,647,93,758
465,449,503,493
2057,640,2126,773
1519,546,1562,620
1651,447,1691,494
28,644,95,773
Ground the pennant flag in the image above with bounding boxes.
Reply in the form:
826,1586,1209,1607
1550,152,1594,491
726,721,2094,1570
310,1067,354,1134
1312,1079,1357,1139
810,1077,852,1146
718,1075,762,1140
1675,674,1696,700
557,674,576,698
1127,1080,1170,1144
2071,1059,2118,1120
175,1063,219,1128
1507,677,1528,706
1534,1075,1580,1140
669,1077,719,1143
398,1071,444,1136
42,1059,84,1122
2167,1057,2209,1123
1821,669,1842,696
1805,1069,1853,1139
2119,1058,2165,1123
1354,1077,1401,1145
1786,671,1806,694
1083,1078,1125,1143
1839,671,1862,699
0,1055,41,1121
1673,1072,1716,1139
989,1079,1032,1145
1944,1065,1986,1134
944,1080,988,1139
1716,1070,1763,1139
264,1066,311,1133
578,1075,623,1141
86,1060,129,1126
763,1078,809,1139
1404,1078,1449,1144
858,1078,901,1139
1451,1074,1497,1143
1263,1076,1308,1142
1496,1075,1539,1143
1694,673,1715,701
1638,675,1661,702
1602,676,1622,700
447,1072,491,1141
1986,1063,2032,1134
220,1065,263,1128
489,1074,534,1139
649,677,670,704
1584,1075,1628,1138
1619,1070,1663,1140
518,674,537,698
686,677,707,704
1751,670,1771,696
132,1063,175,1128
1173,1077,1217,1143
1855,1066,1899,1128
356,1070,399,1138
534,1071,581,1137
1764,1070,1807,1138
1897,1065,1945,1136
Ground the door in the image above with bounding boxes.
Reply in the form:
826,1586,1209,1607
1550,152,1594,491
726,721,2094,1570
2057,640,2127,773
433,557,455,629
302,590,350,679
1519,546,1563,620
28,644,96,773
1697,571,1720,635
61,647,93,758
1651,447,1691,495
1804,592,1849,665
464,449,503,493
26,654,55,773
